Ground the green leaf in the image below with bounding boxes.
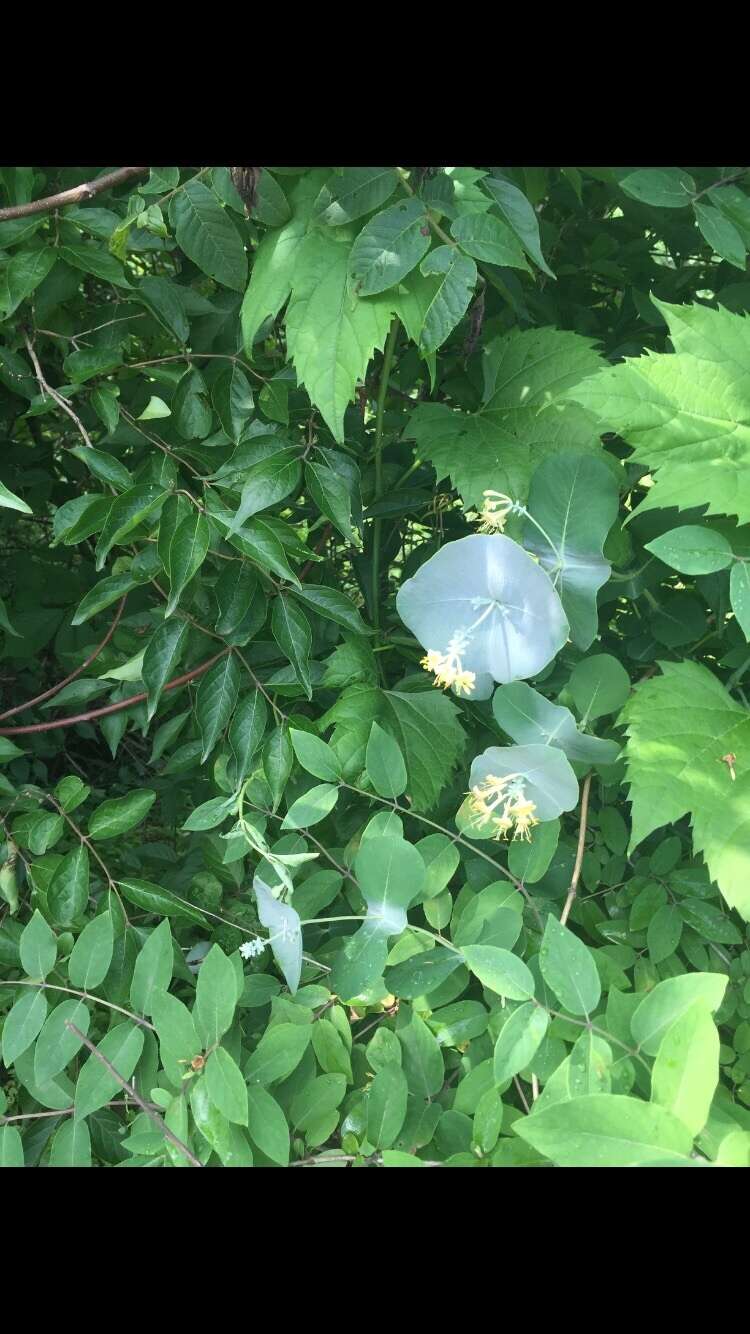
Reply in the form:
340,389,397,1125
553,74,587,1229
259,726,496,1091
142,619,189,721
450,212,529,268
645,525,734,575
285,229,396,441
568,654,631,722
229,692,268,781
651,1001,719,1137
366,721,407,798
416,245,477,354
74,1022,145,1120
313,167,398,227
0,478,32,514
0,245,56,317
539,914,602,1017
241,168,328,355
461,945,535,1001
567,299,750,524
95,486,167,571
406,328,604,509
348,198,431,295
91,385,121,432
290,728,341,782
281,783,339,830
305,459,360,545
245,1023,311,1085
493,1003,549,1084
367,1063,409,1149
88,789,156,841
731,561,750,640
516,1094,694,1166
262,725,293,809
618,168,695,208
630,972,728,1056
291,584,370,637
205,1047,248,1125
190,1083,254,1166
49,1118,91,1167
0,1126,24,1167
34,1000,90,1084
152,989,200,1063
173,367,213,439
395,1004,444,1098
137,274,189,343
253,171,291,227
20,910,57,979
0,595,21,638
130,919,173,1017
194,944,238,1048
196,655,241,761
47,846,89,926
272,594,312,699
693,201,746,270
525,451,619,649
170,180,247,292
2,987,48,1065
118,878,207,925
246,1084,290,1164
384,689,465,812
71,572,140,625
622,660,750,918
182,795,236,832
482,175,555,277
647,903,683,964
164,513,210,617
68,910,114,989
58,243,132,288
211,363,254,444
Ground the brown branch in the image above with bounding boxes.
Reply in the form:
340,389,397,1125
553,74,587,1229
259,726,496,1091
0,167,148,222
65,1021,203,1168
0,648,228,736
0,597,127,722
560,773,592,928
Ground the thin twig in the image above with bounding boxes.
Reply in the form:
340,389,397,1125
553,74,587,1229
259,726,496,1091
22,330,93,449
0,977,153,1029
0,649,228,736
0,1099,160,1125
65,1021,203,1167
0,597,126,722
0,167,148,222
560,774,592,928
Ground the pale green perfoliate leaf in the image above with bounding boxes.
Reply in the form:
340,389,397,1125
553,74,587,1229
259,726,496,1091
254,878,302,995
492,682,620,766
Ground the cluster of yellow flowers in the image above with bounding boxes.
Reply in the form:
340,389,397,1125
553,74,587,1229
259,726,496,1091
420,639,476,697
468,772,540,842
477,490,515,534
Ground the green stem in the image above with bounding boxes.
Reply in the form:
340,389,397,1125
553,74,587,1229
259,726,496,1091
371,319,400,635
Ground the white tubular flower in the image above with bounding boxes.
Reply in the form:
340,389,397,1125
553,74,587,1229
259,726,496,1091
239,937,267,960
467,772,539,841
477,491,516,534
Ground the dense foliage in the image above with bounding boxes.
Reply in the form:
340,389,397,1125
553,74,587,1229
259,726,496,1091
1,163,750,1169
